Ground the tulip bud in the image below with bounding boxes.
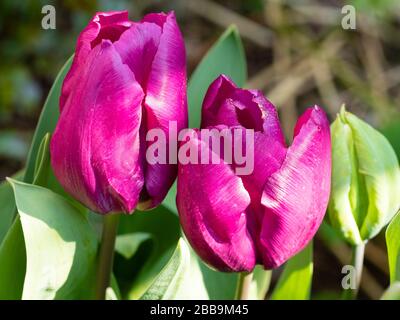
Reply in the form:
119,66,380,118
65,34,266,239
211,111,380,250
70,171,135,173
51,11,187,214
328,106,400,244
177,75,331,272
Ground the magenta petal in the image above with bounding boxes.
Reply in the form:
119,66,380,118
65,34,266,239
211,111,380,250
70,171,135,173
201,75,285,143
202,75,263,130
51,40,145,214
240,132,286,232
258,106,331,268
235,91,286,198
90,11,133,48
201,75,239,128
142,12,188,208
113,22,162,87
177,132,256,272
201,75,287,222
252,91,285,145
201,75,286,193
141,11,169,26
60,11,132,111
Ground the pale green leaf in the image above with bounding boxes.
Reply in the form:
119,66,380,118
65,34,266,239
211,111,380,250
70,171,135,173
248,266,271,300
328,113,363,245
115,232,152,260
345,111,400,240
32,133,51,187
8,179,97,299
140,238,208,300
106,287,118,300
328,107,400,243
386,211,400,283
381,282,400,300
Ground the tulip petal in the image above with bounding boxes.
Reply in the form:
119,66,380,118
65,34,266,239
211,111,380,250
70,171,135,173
51,40,144,214
201,75,241,128
253,92,285,145
113,21,162,87
202,75,263,130
142,12,188,208
259,106,331,268
141,12,168,26
201,75,287,230
240,132,287,234
201,75,285,145
60,11,132,111
177,131,256,272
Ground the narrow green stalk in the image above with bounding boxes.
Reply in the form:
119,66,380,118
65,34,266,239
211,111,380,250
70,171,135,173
235,272,253,300
343,242,365,300
95,213,120,300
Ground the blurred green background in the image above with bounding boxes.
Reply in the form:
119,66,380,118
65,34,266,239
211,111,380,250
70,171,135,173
0,0,399,299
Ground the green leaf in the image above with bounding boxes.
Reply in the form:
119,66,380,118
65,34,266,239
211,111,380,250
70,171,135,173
32,133,51,187
110,274,122,300
106,287,118,300
381,282,400,300
271,242,314,300
187,25,247,128
72,261,121,300
140,238,208,300
162,182,178,214
115,206,181,299
386,211,400,283
199,264,239,299
0,170,24,243
23,56,72,184
381,118,400,160
8,179,97,299
0,218,26,299
115,232,152,260
248,266,271,300
31,132,85,207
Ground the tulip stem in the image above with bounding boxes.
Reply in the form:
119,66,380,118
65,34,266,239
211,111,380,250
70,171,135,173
343,242,365,300
95,213,120,300
235,272,253,300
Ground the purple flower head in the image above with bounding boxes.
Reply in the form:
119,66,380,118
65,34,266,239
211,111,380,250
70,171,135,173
51,11,187,214
177,75,331,271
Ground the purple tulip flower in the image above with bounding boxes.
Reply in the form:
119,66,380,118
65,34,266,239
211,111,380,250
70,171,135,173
51,11,187,214
177,75,331,271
